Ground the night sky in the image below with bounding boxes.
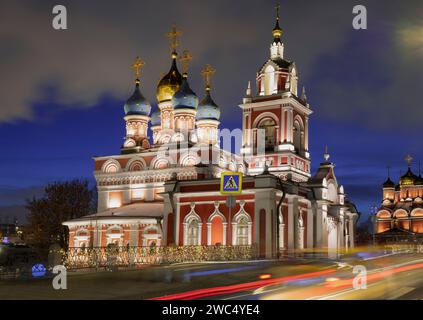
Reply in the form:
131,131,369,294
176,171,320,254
1,0,422,224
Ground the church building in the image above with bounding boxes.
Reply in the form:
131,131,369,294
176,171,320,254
63,8,359,258
375,156,423,243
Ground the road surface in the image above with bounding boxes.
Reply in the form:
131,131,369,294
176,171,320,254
1,251,423,300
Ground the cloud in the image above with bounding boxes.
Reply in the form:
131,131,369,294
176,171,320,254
1,0,422,129
307,0,423,128
0,0,354,123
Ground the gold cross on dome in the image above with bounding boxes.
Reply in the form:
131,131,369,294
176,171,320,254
179,50,192,75
131,56,145,80
201,64,216,89
405,154,413,167
166,24,182,53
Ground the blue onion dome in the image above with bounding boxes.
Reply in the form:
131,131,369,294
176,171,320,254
172,76,198,109
151,108,161,126
124,81,151,116
197,89,220,121
156,52,183,103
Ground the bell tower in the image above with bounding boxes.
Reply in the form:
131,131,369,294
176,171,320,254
239,6,312,182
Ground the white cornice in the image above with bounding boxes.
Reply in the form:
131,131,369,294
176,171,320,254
63,217,159,227
239,96,313,116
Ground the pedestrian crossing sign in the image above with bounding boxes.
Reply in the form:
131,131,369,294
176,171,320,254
220,172,242,194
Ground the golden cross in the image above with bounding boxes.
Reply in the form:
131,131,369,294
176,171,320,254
131,56,145,80
201,64,216,89
166,24,182,53
405,154,413,167
179,50,192,75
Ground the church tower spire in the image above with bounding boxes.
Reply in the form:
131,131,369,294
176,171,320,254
272,4,282,43
270,4,284,60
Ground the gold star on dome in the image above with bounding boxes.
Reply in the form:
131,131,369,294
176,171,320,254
166,24,182,54
201,64,216,91
131,56,145,83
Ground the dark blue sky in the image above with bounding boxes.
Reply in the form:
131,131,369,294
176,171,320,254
1,0,422,224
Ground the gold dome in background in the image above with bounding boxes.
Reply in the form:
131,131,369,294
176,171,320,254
157,24,184,103
156,53,183,103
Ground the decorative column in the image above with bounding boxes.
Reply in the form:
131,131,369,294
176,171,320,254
304,116,309,154
97,191,108,212
275,126,280,145
307,206,313,248
349,216,355,248
287,107,294,143
232,223,237,246
130,224,139,246
123,189,131,205
198,223,203,246
207,223,212,246
253,128,257,153
279,222,285,250
183,223,188,246
248,222,253,246
281,107,286,143
287,197,296,249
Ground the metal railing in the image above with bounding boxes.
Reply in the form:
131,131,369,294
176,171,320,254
64,245,258,270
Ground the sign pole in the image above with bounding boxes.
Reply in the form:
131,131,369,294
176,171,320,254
221,172,242,247
228,198,231,246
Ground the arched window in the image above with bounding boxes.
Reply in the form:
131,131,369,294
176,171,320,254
293,120,302,154
103,160,121,173
259,118,276,151
327,181,338,203
106,226,123,246
184,205,202,246
232,202,252,246
129,161,144,172
290,68,298,95
187,219,199,246
236,216,249,246
264,65,275,95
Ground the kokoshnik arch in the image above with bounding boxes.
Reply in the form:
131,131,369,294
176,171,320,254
63,8,359,258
